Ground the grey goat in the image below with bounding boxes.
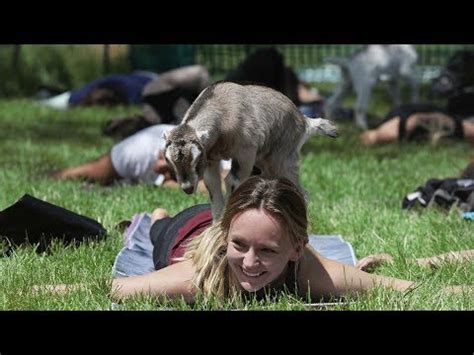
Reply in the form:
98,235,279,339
164,81,338,220
325,45,419,129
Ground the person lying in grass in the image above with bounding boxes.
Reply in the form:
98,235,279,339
359,103,474,146
36,176,473,304
49,123,229,188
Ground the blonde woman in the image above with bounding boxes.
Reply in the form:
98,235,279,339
109,176,472,303
41,176,472,303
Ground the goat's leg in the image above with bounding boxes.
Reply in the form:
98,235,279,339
224,149,257,201
324,79,352,120
407,74,419,103
203,161,225,221
388,79,401,106
399,62,419,103
354,80,375,129
282,153,310,202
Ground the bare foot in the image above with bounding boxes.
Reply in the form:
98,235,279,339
360,130,377,146
151,208,170,224
356,253,394,271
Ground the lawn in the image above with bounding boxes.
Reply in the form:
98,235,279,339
0,91,472,310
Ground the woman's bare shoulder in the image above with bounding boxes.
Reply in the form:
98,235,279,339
296,245,349,298
296,246,328,289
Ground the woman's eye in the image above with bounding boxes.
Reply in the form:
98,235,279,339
232,241,245,250
261,248,276,254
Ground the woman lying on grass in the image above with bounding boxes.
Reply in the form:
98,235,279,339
39,176,473,304
49,124,177,186
360,103,474,146
49,123,229,189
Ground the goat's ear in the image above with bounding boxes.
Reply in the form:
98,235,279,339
196,129,209,143
163,130,170,141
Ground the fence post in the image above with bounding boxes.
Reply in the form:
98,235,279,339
103,44,110,75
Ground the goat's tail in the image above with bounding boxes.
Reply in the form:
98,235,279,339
304,116,339,139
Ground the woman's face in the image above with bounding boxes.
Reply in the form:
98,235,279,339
226,208,301,292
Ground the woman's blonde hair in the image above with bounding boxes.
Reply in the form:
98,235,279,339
183,176,309,303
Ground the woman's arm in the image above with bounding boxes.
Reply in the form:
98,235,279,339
111,259,197,302
356,249,474,270
298,246,415,299
416,249,474,267
32,259,197,303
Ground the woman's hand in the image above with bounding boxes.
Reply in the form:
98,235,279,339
356,253,394,271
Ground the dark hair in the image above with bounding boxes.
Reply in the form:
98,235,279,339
225,48,300,105
79,85,128,107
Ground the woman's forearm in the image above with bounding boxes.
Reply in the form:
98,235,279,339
416,250,474,267
110,260,196,303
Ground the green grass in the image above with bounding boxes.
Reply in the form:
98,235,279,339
0,94,473,310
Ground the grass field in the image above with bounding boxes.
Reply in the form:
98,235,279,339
0,89,473,310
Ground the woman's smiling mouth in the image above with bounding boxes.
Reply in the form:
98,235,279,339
241,267,266,278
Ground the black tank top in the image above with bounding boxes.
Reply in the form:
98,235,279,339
382,103,464,140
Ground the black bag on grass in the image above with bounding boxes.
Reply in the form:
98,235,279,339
402,178,474,212
0,194,107,254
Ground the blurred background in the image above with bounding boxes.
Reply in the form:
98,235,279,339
2,44,473,98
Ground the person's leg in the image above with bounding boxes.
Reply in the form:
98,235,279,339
142,65,211,97
462,120,474,143
408,112,456,144
359,113,425,146
141,65,211,124
50,153,120,185
360,117,401,145
162,65,211,92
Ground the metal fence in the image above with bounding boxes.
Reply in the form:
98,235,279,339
3,44,474,97
195,44,474,83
